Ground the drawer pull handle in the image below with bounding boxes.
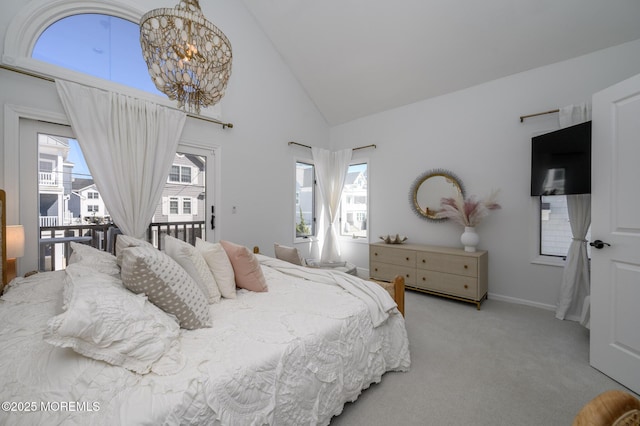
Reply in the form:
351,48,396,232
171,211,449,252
422,259,426,263
422,277,426,281
406,257,410,261
374,252,378,256
464,265,468,269
374,268,378,272
464,284,469,289
406,274,410,278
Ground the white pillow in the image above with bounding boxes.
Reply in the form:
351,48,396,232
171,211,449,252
120,245,212,330
44,263,181,375
69,241,120,277
195,237,237,299
164,235,221,304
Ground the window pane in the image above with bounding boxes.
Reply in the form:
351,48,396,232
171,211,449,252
169,166,180,182
169,198,179,215
540,195,591,257
340,163,368,238
295,162,315,238
181,167,191,183
32,14,162,96
183,198,192,214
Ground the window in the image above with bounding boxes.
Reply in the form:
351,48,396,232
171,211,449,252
340,162,368,239
168,165,192,184
87,191,99,199
169,197,179,215
539,195,591,258
183,198,192,215
295,161,315,238
87,205,99,212
32,14,162,96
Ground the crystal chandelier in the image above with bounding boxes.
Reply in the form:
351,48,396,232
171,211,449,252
140,0,232,114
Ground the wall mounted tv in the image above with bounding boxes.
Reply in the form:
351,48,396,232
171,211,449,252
530,121,591,196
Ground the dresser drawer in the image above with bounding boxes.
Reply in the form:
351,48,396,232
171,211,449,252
370,245,416,267
415,270,479,299
370,261,416,286
417,252,477,277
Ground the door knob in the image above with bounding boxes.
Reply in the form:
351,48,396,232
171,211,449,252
589,240,611,249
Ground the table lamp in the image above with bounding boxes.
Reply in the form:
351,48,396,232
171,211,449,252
6,225,25,283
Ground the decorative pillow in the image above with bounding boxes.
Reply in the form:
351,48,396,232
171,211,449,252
44,263,181,375
274,243,304,266
164,235,221,304
69,241,120,276
220,240,268,292
195,238,236,299
120,245,212,330
115,234,155,265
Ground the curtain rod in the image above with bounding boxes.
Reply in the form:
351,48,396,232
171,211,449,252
519,109,559,123
0,64,233,129
288,141,376,151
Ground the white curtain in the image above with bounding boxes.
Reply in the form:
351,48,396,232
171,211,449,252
311,147,352,263
56,80,186,238
555,103,591,323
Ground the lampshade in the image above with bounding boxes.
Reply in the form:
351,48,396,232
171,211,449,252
6,225,25,259
139,0,233,114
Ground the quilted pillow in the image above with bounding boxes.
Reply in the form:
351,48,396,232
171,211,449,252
274,243,304,266
69,241,120,276
220,240,268,292
164,235,221,304
120,245,212,330
195,238,236,299
44,263,181,375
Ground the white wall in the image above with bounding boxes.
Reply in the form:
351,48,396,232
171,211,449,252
0,0,330,274
330,39,640,309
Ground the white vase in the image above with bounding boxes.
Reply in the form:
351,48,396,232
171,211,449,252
460,226,479,252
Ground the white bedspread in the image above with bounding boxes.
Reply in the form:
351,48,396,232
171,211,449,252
256,254,397,327
0,261,410,425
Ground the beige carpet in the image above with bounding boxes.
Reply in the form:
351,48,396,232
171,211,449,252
331,290,638,426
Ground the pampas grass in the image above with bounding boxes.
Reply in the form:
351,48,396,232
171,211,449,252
437,190,501,227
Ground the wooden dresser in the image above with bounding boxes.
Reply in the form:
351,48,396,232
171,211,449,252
369,242,488,309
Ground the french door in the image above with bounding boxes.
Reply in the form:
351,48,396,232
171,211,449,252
16,118,218,275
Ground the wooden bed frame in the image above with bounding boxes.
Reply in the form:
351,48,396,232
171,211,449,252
253,246,405,316
1,189,6,293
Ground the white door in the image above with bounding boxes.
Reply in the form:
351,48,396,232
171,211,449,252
590,72,640,394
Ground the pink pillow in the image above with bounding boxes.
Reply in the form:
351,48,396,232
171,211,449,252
220,241,268,292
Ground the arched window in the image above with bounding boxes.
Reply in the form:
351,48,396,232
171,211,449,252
32,13,161,96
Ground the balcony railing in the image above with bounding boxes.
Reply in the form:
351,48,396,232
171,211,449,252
39,172,60,186
39,220,206,272
40,216,59,227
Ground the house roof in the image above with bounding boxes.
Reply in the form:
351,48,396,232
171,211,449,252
238,0,640,125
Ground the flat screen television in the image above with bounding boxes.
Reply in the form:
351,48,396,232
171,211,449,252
530,121,591,196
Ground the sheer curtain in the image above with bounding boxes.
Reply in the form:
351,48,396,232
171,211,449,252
56,80,186,238
555,103,592,323
311,147,352,263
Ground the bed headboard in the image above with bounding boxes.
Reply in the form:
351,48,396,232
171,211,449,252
1,189,7,292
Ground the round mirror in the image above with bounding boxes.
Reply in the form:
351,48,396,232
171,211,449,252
409,169,465,221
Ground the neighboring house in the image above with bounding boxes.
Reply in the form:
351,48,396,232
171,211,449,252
38,134,70,227
153,153,206,224
73,183,110,224
341,169,367,236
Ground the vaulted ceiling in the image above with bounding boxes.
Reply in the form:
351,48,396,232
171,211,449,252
240,0,640,125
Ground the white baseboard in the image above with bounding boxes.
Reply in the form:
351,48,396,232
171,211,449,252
488,292,556,312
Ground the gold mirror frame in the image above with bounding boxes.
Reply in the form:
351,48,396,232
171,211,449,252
409,169,465,221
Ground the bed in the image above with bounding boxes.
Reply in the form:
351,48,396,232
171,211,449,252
0,211,410,425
